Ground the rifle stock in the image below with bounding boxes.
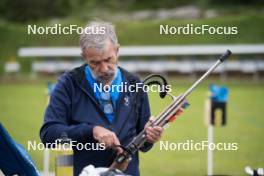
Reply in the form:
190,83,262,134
110,50,232,171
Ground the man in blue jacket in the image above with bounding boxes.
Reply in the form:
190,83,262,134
40,21,164,176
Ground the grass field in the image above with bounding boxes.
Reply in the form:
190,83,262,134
1,13,264,61
0,78,264,175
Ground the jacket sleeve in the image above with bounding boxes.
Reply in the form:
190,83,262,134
40,73,95,146
136,89,154,152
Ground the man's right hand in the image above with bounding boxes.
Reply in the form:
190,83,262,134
93,126,123,154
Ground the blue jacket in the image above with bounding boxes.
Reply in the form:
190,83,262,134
40,64,153,176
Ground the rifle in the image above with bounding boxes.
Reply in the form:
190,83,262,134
109,50,232,171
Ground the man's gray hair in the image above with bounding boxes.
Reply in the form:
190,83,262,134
80,21,118,51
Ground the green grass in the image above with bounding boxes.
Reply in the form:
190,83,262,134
1,13,264,75
141,80,264,175
1,13,264,61
0,78,263,175
0,83,47,168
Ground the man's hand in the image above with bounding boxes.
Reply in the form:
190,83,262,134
144,106,186,143
144,117,163,143
93,126,123,154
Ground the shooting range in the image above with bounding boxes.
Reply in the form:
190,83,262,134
1,1,264,176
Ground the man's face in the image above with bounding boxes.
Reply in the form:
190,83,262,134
82,40,119,84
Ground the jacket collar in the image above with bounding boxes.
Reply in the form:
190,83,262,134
70,64,138,97
70,64,98,104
